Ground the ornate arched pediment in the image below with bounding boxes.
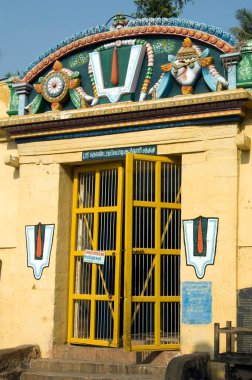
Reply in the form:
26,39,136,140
8,16,239,115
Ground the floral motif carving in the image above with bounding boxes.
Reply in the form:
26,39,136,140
69,53,89,68
238,56,252,82
152,39,176,54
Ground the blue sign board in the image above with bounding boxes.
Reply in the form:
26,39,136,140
182,281,212,324
82,145,157,161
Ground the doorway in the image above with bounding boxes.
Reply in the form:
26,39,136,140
68,154,181,351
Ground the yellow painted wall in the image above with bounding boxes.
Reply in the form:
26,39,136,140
0,82,9,118
4,163,61,356
0,139,19,348
53,165,72,345
238,116,252,290
0,96,251,380
0,122,239,360
0,141,18,247
0,157,72,356
181,128,238,346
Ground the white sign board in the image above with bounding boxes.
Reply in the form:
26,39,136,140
83,250,105,265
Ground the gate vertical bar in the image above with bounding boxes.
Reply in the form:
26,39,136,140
68,170,79,341
124,154,134,351
114,166,124,344
90,170,100,341
155,160,161,346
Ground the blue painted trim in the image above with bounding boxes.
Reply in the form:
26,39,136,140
15,115,241,144
20,18,238,79
128,18,238,46
20,24,109,79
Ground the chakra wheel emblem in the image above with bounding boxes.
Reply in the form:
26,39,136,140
46,74,65,97
32,60,82,111
42,71,69,105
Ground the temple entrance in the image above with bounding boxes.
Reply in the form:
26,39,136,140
68,154,181,351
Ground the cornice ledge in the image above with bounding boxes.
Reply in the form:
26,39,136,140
0,89,251,131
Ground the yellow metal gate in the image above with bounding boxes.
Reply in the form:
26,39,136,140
68,162,124,347
68,154,181,350
124,154,181,351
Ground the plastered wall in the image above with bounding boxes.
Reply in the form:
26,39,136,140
181,127,238,347
238,116,252,290
0,141,18,248
53,165,72,345
0,82,9,118
0,119,242,371
0,158,72,357
0,140,19,347
10,162,60,356
180,128,239,380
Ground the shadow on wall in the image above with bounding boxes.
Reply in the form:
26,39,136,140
241,150,250,165
7,141,17,152
6,141,20,179
12,167,19,179
193,342,212,355
0,259,2,279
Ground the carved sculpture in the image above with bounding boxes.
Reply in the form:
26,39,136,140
88,39,154,104
150,37,228,98
28,61,89,113
28,33,230,114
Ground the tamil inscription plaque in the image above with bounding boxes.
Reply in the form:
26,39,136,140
182,281,212,325
82,145,157,161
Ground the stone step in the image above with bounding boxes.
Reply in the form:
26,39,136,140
21,370,163,380
53,345,179,365
20,346,179,380
29,359,166,377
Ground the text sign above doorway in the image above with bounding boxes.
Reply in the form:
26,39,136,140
82,145,157,161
